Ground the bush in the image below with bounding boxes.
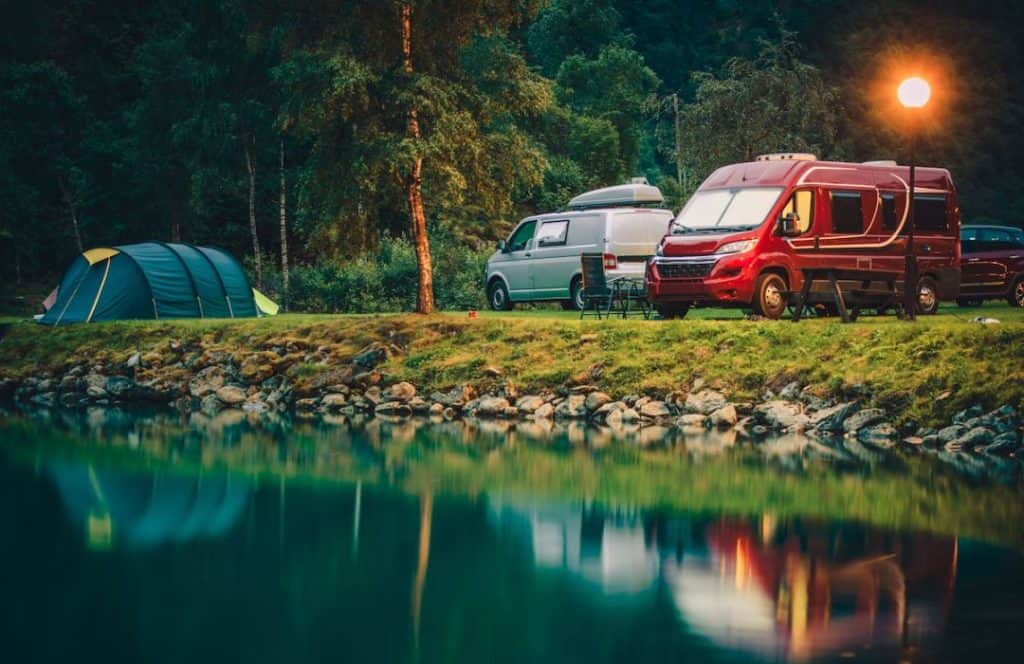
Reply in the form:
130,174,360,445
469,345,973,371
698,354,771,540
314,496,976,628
256,231,491,313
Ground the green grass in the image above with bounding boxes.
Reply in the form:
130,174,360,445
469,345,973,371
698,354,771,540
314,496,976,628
1,303,1022,425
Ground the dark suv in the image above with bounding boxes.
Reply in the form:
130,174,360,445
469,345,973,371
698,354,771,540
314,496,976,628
959,224,1024,307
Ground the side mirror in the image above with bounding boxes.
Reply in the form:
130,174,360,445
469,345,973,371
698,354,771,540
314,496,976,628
496,239,508,253
778,212,801,237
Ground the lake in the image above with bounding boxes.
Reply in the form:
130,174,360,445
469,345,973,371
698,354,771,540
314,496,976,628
1,406,1022,663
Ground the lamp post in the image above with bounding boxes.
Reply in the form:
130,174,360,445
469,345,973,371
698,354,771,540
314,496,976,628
897,76,931,320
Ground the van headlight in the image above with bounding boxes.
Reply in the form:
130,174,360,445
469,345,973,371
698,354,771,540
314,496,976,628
655,243,664,257
714,239,756,255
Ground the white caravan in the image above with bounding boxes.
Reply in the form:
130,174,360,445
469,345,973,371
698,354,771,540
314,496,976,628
485,183,672,310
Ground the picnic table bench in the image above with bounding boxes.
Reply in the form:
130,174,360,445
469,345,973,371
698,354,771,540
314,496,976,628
789,267,902,323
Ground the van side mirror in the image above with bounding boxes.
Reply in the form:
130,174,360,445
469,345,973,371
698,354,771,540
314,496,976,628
496,239,508,253
778,212,801,237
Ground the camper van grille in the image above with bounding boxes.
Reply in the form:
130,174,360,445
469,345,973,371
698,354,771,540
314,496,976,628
654,259,716,279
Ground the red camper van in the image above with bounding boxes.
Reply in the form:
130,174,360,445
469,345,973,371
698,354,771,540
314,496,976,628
645,154,961,318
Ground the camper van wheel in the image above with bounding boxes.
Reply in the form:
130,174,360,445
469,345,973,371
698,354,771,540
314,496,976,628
570,277,585,311
654,303,690,319
488,280,512,311
916,277,939,315
1008,277,1024,308
752,272,788,320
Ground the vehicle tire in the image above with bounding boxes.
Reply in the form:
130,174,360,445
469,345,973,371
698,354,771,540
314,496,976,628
751,272,788,320
1008,277,1024,308
570,277,585,311
916,276,940,315
655,303,690,319
956,297,983,307
487,279,512,311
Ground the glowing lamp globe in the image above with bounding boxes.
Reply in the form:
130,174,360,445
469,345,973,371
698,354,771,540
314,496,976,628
897,77,931,108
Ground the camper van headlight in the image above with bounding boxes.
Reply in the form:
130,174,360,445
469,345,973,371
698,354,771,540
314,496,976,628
655,242,665,257
714,239,757,255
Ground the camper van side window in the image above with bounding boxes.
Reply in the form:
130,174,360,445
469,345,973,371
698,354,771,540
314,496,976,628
536,220,569,246
831,191,863,234
508,220,537,252
881,193,898,230
779,190,814,234
914,195,947,231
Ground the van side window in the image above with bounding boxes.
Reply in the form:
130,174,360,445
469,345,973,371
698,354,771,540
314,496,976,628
914,195,947,231
507,220,536,252
881,193,898,230
536,220,569,246
780,190,814,234
830,191,863,234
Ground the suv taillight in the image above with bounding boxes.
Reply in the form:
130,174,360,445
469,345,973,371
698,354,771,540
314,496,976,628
603,253,617,270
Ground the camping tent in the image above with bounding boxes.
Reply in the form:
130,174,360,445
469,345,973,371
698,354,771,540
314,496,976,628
40,242,261,324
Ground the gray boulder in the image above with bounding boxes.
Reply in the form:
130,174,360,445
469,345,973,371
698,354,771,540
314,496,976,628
709,405,738,428
215,385,247,406
376,401,413,417
640,400,672,418
954,426,996,449
754,400,808,430
809,402,857,432
684,389,728,415
189,366,229,398
585,391,612,412
937,424,967,443
676,413,708,429
555,395,588,419
475,396,511,418
515,395,546,414
842,408,886,434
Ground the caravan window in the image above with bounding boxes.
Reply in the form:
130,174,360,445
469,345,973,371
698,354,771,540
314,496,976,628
830,191,863,234
914,195,947,232
536,220,569,246
881,193,898,231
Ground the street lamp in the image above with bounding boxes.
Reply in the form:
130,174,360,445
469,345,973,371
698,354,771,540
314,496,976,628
898,76,931,320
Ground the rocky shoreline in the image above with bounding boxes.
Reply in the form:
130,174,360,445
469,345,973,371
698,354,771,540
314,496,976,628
1,340,1020,478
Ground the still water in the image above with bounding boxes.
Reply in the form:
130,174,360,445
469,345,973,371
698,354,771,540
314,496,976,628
1,407,1023,663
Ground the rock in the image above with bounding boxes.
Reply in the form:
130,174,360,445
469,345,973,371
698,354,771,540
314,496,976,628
533,402,554,419
778,381,802,400
189,366,229,398
408,397,430,414
364,386,382,405
376,402,412,417
754,400,808,430
475,396,511,418
980,432,1019,456
684,389,728,415
620,408,641,423
86,385,108,399
858,422,898,444
443,407,458,420
585,391,612,412
842,408,886,434
389,381,417,401
482,365,503,378
606,408,623,426
634,396,651,409
955,426,996,449
352,343,388,369
515,395,546,414
640,400,672,418
937,424,967,443
215,385,247,406
676,413,708,428
126,352,142,369
953,405,984,424
295,398,319,411
200,393,224,415
104,376,137,398
242,400,269,413
555,395,588,419
593,401,623,418
809,402,857,432
709,405,738,428
501,406,519,418
430,387,470,408
321,393,348,411
902,436,924,446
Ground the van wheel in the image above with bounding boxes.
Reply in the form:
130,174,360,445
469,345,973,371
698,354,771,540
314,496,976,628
916,276,939,315
570,277,585,311
655,304,690,319
956,297,983,307
752,272,788,320
488,280,512,311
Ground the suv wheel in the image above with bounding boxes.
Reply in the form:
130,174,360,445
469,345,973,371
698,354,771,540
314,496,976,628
917,276,939,315
488,280,512,311
752,272,788,320
1009,277,1024,308
655,303,690,319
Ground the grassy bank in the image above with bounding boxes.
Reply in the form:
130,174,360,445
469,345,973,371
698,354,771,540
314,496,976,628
1,304,1023,425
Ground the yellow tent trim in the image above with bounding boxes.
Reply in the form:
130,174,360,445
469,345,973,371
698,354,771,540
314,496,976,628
253,288,279,316
83,247,120,265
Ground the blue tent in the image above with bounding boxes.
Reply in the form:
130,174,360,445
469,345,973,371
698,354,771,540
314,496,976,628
40,242,259,324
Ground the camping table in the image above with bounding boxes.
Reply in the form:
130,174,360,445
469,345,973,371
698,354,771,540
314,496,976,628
610,276,651,319
790,268,902,323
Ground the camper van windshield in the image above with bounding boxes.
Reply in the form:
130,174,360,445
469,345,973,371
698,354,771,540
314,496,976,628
673,187,784,232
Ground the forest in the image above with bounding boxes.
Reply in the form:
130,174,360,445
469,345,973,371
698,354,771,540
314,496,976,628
2,0,1023,312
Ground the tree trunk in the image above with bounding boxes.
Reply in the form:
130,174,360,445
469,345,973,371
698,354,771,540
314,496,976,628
244,135,263,289
279,135,289,311
56,173,84,253
400,3,435,314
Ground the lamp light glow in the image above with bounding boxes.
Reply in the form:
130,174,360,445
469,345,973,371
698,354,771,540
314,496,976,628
897,77,931,108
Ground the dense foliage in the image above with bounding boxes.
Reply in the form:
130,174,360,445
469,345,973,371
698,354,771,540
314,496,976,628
2,0,1023,311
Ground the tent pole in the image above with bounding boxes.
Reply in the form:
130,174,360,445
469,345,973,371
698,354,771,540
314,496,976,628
197,296,204,318
226,296,235,318
53,265,91,327
152,298,159,319
86,258,112,323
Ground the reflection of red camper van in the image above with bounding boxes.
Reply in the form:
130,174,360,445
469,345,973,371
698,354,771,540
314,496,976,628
645,154,961,318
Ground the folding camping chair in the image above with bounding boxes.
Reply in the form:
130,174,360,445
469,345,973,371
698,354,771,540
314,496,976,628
579,253,616,319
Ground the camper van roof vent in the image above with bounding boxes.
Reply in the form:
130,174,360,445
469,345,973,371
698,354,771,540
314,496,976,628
755,153,817,162
567,183,665,210
862,160,899,167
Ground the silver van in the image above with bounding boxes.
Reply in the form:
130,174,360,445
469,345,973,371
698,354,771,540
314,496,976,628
485,184,673,310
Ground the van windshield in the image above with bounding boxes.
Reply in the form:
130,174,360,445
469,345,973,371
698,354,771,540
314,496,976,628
673,187,784,233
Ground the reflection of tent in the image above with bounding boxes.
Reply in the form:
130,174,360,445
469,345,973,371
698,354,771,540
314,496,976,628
48,462,250,550
40,242,259,324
